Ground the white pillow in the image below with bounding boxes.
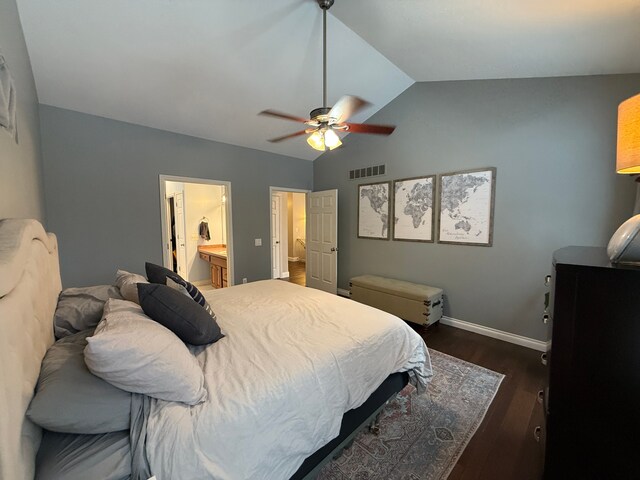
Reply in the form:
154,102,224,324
115,269,148,304
84,299,207,405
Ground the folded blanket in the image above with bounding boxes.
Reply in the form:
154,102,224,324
0,53,17,141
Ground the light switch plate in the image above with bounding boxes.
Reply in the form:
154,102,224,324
255,238,262,246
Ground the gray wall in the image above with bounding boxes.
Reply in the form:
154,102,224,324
40,105,313,287
0,0,45,221
314,75,640,341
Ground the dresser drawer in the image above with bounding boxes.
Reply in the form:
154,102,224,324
199,252,210,262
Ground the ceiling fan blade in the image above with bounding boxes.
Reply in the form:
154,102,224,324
267,130,309,143
344,122,396,135
328,96,370,124
259,110,309,123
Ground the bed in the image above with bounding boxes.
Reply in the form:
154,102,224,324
0,219,432,479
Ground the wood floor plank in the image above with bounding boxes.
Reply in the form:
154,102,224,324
423,324,545,480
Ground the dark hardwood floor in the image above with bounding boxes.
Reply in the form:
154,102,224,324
285,261,306,286
419,323,546,480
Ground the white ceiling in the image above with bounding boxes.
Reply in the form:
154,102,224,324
16,0,412,161
332,0,640,81
16,0,640,160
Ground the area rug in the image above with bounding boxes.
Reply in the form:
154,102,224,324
316,349,504,480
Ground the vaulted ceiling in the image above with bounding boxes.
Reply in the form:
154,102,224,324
16,0,640,161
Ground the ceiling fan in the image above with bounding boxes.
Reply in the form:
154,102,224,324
259,0,396,152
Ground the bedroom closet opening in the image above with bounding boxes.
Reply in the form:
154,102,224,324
270,188,307,286
159,175,234,290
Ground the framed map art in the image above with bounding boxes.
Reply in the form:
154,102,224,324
358,181,391,240
437,167,496,246
392,175,435,242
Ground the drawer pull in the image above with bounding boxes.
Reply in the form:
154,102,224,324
544,292,550,310
542,314,550,324
533,426,541,442
537,390,544,404
544,275,551,287
540,352,547,366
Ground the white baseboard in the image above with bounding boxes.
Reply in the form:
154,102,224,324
440,316,546,352
337,288,350,298
288,256,299,262
281,271,290,279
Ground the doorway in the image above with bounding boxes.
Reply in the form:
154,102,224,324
270,187,309,286
159,175,234,289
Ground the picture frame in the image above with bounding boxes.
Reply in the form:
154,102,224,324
437,167,496,246
357,181,391,240
392,175,436,243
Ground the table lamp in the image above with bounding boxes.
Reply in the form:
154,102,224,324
608,93,640,264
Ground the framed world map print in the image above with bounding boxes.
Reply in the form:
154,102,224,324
437,167,496,246
358,181,391,240
392,175,435,242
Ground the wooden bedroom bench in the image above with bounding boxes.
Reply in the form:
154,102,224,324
349,275,443,327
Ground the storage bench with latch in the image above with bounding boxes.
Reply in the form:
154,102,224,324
349,275,443,327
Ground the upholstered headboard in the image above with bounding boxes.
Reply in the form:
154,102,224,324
0,219,61,480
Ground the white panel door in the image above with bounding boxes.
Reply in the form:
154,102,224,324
271,194,281,278
306,189,337,294
174,192,188,278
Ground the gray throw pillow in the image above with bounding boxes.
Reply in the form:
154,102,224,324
27,329,131,434
145,262,216,318
138,283,224,346
84,299,208,405
115,269,148,304
54,285,123,339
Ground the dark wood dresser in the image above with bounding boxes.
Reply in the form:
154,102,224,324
540,246,640,479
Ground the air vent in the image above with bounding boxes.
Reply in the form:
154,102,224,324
349,164,386,180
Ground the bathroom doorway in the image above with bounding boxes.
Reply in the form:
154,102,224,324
159,175,234,289
269,187,308,286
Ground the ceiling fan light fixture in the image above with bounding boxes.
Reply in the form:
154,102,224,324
259,0,396,149
324,128,342,150
307,130,326,151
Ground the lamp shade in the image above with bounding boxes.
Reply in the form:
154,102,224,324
617,93,640,174
306,130,325,151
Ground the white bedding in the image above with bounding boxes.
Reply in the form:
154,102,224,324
144,280,432,479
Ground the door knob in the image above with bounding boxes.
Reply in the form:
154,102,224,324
330,247,338,252
276,241,280,244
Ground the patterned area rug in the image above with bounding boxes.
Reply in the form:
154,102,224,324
317,349,504,480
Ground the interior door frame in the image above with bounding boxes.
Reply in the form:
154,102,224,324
173,191,188,278
159,174,235,286
268,186,311,281
271,193,282,279
164,193,181,274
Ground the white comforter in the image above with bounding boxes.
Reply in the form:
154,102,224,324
144,280,432,479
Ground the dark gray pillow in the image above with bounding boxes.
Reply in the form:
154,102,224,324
54,285,123,339
35,430,131,480
27,329,131,434
137,283,223,346
145,262,216,318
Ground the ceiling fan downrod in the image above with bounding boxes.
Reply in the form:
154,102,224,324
317,0,334,111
